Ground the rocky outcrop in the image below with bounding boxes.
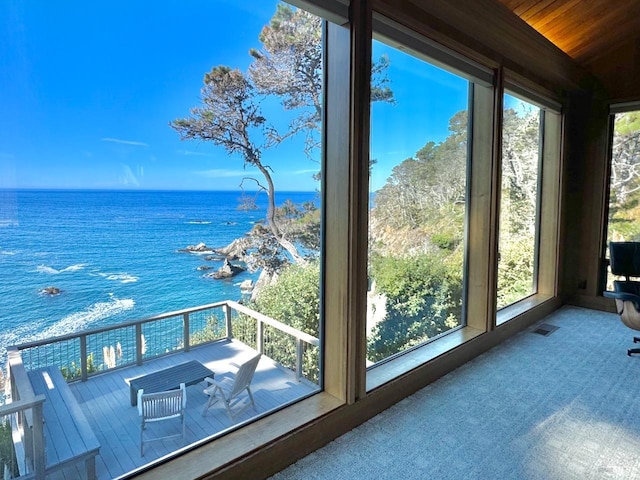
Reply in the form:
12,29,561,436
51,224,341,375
41,286,61,295
178,242,215,254
196,265,215,271
204,259,247,279
239,279,254,294
214,237,251,260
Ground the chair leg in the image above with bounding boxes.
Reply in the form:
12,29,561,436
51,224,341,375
628,347,640,356
634,337,640,343
247,387,256,411
202,387,220,416
140,423,144,456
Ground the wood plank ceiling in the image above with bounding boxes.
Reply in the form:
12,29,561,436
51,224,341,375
495,0,640,65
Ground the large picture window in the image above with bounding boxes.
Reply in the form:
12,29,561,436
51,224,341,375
0,2,325,477
366,31,471,367
496,93,543,310
604,108,640,290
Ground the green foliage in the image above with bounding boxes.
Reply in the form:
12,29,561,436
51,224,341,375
367,253,462,362
496,234,535,309
430,232,457,251
373,111,468,231
251,262,320,382
190,313,228,346
60,353,98,381
608,111,640,243
0,419,17,478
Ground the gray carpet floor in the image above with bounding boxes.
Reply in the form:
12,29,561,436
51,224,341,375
270,306,640,479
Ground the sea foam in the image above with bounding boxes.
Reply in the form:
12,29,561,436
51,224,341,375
99,272,139,284
37,263,88,274
40,296,135,339
0,296,135,365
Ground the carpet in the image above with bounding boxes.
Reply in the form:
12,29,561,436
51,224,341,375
270,306,640,479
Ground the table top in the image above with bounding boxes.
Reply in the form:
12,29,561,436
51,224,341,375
129,360,214,404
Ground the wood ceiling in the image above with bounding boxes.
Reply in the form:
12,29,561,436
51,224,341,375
495,0,640,65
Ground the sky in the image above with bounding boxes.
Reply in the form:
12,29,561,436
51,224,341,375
1,0,469,192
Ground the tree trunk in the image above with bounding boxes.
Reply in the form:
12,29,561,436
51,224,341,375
257,163,307,265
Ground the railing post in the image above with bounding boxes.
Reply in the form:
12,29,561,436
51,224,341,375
32,400,45,479
136,323,143,366
296,338,304,381
256,319,264,354
183,313,190,352
80,334,88,381
224,304,233,340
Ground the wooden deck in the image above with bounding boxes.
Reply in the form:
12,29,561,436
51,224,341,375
42,339,319,480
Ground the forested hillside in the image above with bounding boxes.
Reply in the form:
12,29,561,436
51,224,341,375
367,104,542,360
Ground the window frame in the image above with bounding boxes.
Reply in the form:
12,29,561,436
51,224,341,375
496,72,563,325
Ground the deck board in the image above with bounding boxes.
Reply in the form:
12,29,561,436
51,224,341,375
42,339,318,480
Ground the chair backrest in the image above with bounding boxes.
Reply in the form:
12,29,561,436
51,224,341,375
138,383,186,421
229,353,261,398
610,242,640,280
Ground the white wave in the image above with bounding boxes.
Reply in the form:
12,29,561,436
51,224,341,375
186,220,212,225
63,264,87,272
0,296,135,362
37,263,88,274
41,297,136,340
37,265,60,274
0,250,16,255
98,272,139,283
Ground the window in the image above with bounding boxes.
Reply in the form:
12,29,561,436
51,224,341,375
604,107,640,290
366,27,472,368
496,93,543,310
1,2,325,477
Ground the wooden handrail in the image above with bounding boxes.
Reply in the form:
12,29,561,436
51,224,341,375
0,395,45,417
226,301,320,346
12,301,230,350
9,300,320,384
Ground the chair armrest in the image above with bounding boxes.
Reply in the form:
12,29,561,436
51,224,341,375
204,376,215,386
180,382,187,409
604,291,640,311
137,389,144,416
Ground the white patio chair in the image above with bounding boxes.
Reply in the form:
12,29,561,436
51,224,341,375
202,352,261,419
138,383,187,456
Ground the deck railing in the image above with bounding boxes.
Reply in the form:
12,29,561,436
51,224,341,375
10,300,319,384
1,348,46,479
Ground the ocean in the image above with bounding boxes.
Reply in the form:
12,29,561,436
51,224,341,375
0,189,318,365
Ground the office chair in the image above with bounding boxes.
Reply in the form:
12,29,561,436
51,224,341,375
604,241,640,355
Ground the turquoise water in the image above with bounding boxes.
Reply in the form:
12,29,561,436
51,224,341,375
0,189,317,362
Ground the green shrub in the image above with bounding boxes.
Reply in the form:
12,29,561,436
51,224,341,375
250,262,320,383
0,419,17,477
367,252,463,362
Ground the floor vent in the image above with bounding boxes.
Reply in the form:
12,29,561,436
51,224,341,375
533,324,559,336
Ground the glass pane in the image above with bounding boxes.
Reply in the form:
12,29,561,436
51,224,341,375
1,1,323,475
605,110,640,290
367,37,469,366
497,93,542,309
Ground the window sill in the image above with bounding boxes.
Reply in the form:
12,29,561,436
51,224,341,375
496,293,554,326
128,392,343,480
365,325,484,392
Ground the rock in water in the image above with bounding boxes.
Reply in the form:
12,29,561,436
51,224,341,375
178,242,214,253
205,259,247,279
41,286,61,295
215,237,251,260
239,279,254,293
196,265,215,271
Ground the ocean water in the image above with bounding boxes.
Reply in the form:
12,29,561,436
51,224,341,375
0,189,317,364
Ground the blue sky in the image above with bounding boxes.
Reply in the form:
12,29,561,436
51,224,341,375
1,0,468,192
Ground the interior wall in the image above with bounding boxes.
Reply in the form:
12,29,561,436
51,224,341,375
561,91,615,311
